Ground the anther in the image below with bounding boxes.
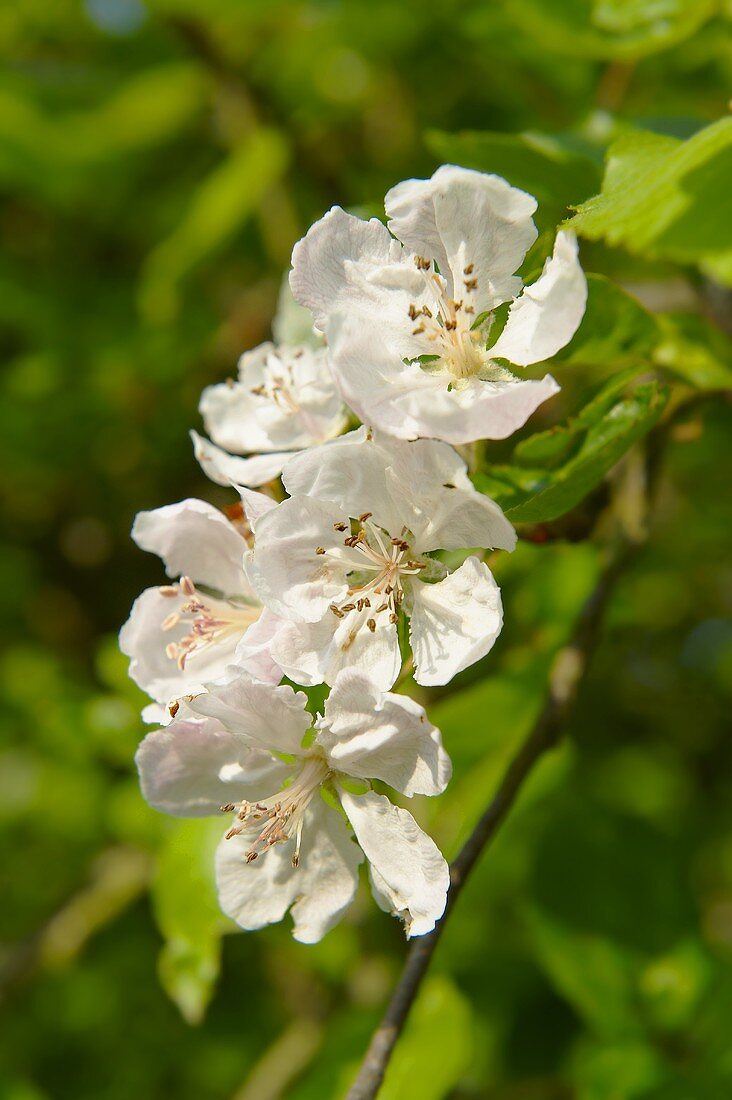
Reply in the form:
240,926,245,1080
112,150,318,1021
463,263,474,275
158,585,178,597
168,700,180,718
414,255,431,271
367,618,376,633
359,512,372,522
389,613,399,624
180,576,196,596
333,521,348,532
220,803,236,813
315,546,325,555
464,277,478,291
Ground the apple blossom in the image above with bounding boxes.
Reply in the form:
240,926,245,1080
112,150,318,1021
120,497,282,719
290,164,587,445
136,669,451,942
192,339,349,489
246,427,516,690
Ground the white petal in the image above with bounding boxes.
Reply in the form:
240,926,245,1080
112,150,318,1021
317,669,451,795
290,206,402,331
200,359,274,454
184,674,311,756
246,496,349,622
236,485,278,532
281,427,403,536
386,165,538,312
142,702,167,725
215,795,362,942
410,557,503,687
488,231,587,367
328,307,560,444
282,428,514,552
131,498,247,596
119,587,239,705
338,789,449,937
270,612,401,692
233,608,284,685
135,716,291,816
382,438,516,553
192,431,291,488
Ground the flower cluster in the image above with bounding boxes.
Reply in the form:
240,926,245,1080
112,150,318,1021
123,165,586,942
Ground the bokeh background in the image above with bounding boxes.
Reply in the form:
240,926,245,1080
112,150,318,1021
1,2,731,1098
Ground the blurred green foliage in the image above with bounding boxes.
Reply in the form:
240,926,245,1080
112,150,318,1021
1,1,731,1098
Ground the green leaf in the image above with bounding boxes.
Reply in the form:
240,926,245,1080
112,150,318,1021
569,120,732,283
526,906,641,1036
378,976,473,1100
654,313,732,391
505,0,718,60
426,129,601,227
476,377,669,523
151,818,228,1024
553,274,659,367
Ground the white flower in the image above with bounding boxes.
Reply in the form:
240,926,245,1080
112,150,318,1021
290,164,587,445
246,428,515,689
120,497,283,718
135,668,451,942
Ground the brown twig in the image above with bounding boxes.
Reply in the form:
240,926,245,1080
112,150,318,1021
345,538,638,1100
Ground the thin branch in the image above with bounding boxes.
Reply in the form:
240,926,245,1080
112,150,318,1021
345,538,638,1100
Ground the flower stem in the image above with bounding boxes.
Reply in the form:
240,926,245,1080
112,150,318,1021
344,538,638,1100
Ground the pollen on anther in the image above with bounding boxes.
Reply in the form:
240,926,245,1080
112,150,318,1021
333,521,348,532
168,700,180,718
315,546,326,555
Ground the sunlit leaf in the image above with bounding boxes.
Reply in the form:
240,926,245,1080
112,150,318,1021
477,378,669,523
569,120,732,283
151,818,229,1023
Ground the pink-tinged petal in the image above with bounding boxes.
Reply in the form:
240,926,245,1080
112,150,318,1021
119,586,240,706
135,715,291,816
233,608,284,685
